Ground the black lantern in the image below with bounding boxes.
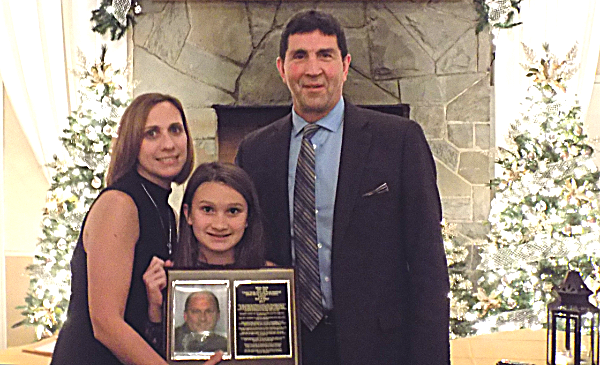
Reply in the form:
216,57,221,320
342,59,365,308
547,270,600,365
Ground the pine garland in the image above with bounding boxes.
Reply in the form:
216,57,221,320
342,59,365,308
91,0,141,41
474,0,522,34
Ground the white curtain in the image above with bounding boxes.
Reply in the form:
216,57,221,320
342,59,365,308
0,0,128,180
494,0,600,150
0,75,6,349
0,0,69,179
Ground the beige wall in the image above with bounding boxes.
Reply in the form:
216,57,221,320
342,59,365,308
3,91,48,346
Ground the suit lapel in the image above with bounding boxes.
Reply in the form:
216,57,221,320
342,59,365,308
268,116,292,206
266,116,294,263
333,104,372,246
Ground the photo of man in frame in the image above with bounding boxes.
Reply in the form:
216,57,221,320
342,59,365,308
173,287,229,356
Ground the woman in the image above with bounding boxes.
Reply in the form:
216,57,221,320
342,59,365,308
51,93,194,365
143,162,268,359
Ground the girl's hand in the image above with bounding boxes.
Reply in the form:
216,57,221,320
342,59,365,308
142,256,173,322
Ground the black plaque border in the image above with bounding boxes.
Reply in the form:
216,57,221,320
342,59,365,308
166,268,299,365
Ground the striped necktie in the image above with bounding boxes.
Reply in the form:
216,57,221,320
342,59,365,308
293,123,324,331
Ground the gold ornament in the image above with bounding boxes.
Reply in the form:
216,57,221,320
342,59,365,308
474,287,502,316
565,178,589,205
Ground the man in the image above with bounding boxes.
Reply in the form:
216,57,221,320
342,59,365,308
236,10,450,365
175,291,227,353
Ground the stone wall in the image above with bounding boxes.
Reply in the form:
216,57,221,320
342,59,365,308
132,0,493,243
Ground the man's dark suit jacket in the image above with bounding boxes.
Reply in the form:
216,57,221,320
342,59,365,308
174,323,227,353
236,102,450,365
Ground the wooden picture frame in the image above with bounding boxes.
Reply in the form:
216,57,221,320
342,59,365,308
166,268,299,364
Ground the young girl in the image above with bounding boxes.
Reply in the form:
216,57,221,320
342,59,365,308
51,93,194,365
143,162,268,362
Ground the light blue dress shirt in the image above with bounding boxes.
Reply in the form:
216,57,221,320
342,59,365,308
288,98,344,311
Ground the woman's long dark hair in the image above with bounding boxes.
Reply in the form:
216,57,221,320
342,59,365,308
172,162,265,269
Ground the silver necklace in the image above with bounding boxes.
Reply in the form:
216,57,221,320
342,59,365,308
141,183,173,255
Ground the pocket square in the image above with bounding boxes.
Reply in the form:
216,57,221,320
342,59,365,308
362,183,389,197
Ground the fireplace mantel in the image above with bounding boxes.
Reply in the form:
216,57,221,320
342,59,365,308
213,104,409,162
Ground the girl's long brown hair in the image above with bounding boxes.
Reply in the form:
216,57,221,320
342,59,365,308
172,162,265,269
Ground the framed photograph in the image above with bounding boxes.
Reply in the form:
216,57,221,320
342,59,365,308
169,280,231,361
166,268,299,364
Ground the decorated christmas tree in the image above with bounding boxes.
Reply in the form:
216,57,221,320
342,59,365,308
13,46,130,339
474,43,600,333
444,220,479,338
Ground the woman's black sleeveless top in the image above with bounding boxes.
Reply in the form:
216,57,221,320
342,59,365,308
51,170,176,365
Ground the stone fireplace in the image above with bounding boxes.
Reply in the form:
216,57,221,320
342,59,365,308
132,0,493,245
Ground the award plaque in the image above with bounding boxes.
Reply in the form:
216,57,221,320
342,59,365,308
166,268,299,364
